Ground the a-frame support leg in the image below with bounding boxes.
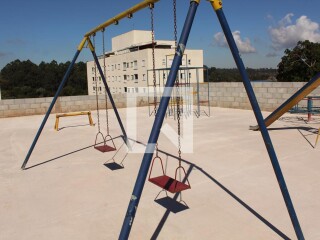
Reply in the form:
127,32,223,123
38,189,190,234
21,38,87,170
210,1,304,239
87,38,131,150
118,1,200,239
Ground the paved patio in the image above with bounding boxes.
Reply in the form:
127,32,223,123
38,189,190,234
0,106,319,239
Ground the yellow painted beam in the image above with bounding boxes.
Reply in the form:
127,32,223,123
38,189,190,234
250,73,320,130
55,111,94,131
84,0,160,37
208,0,223,11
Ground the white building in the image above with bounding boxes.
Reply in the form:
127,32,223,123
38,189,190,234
86,30,203,95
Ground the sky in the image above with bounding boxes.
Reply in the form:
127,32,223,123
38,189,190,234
0,0,319,70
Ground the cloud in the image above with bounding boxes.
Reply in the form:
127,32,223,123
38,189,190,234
213,31,256,54
268,13,320,50
265,52,278,58
0,52,9,57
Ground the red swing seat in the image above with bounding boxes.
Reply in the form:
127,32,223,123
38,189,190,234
148,156,190,194
94,133,116,153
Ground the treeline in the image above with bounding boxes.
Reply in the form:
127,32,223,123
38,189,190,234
0,59,87,99
205,67,277,82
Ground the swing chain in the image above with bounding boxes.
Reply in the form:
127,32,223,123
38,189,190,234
102,28,110,135
150,3,157,116
173,0,177,48
173,0,181,163
93,34,101,132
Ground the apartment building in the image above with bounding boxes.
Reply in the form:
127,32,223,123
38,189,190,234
86,30,204,95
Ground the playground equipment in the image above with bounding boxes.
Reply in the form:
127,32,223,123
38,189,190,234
250,73,320,130
93,31,117,153
289,96,320,121
54,111,94,131
119,1,304,240
147,0,191,198
21,1,305,239
147,66,210,118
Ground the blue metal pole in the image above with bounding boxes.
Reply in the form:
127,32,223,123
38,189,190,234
307,96,312,122
118,1,199,239
90,49,131,150
214,6,304,240
21,50,81,170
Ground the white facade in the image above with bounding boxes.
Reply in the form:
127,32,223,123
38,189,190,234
87,30,204,95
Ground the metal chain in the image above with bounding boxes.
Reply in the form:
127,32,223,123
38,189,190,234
150,4,157,116
173,0,181,164
150,3,159,157
93,34,101,132
173,0,177,49
102,28,109,135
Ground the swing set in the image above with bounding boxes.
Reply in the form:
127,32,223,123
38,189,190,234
21,0,305,239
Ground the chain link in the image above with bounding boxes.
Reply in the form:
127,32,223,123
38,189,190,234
150,4,157,116
173,0,177,49
173,0,182,164
102,28,110,135
93,34,101,132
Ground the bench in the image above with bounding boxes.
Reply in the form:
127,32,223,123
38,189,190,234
54,111,94,131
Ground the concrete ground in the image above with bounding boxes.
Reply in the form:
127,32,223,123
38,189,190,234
0,106,319,240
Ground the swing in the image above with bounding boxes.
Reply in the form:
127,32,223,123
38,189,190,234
93,30,116,153
148,0,190,194
148,156,190,194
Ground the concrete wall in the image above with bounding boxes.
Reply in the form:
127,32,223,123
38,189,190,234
194,82,320,111
1,82,320,118
0,95,149,118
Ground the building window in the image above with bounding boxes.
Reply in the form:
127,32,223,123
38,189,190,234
162,59,166,66
92,77,95,81
124,75,127,81
133,60,138,69
112,65,114,71
143,74,146,81
92,67,95,73
123,62,127,70
118,64,120,70
131,62,133,68
135,87,138,93
180,73,185,79
188,59,191,65
142,60,145,67
124,87,127,92
189,72,192,79
134,74,138,81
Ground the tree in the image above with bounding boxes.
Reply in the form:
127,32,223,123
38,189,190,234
277,40,320,82
0,59,88,99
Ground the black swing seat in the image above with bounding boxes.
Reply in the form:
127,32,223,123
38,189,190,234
149,175,190,194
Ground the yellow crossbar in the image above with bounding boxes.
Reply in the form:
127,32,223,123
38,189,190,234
54,111,94,131
84,0,160,37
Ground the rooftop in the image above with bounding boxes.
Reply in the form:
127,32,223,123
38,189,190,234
0,106,319,239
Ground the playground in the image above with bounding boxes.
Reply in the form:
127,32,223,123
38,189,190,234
1,0,320,239
0,107,319,239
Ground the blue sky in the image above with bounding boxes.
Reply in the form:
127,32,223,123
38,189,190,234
0,0,319,70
